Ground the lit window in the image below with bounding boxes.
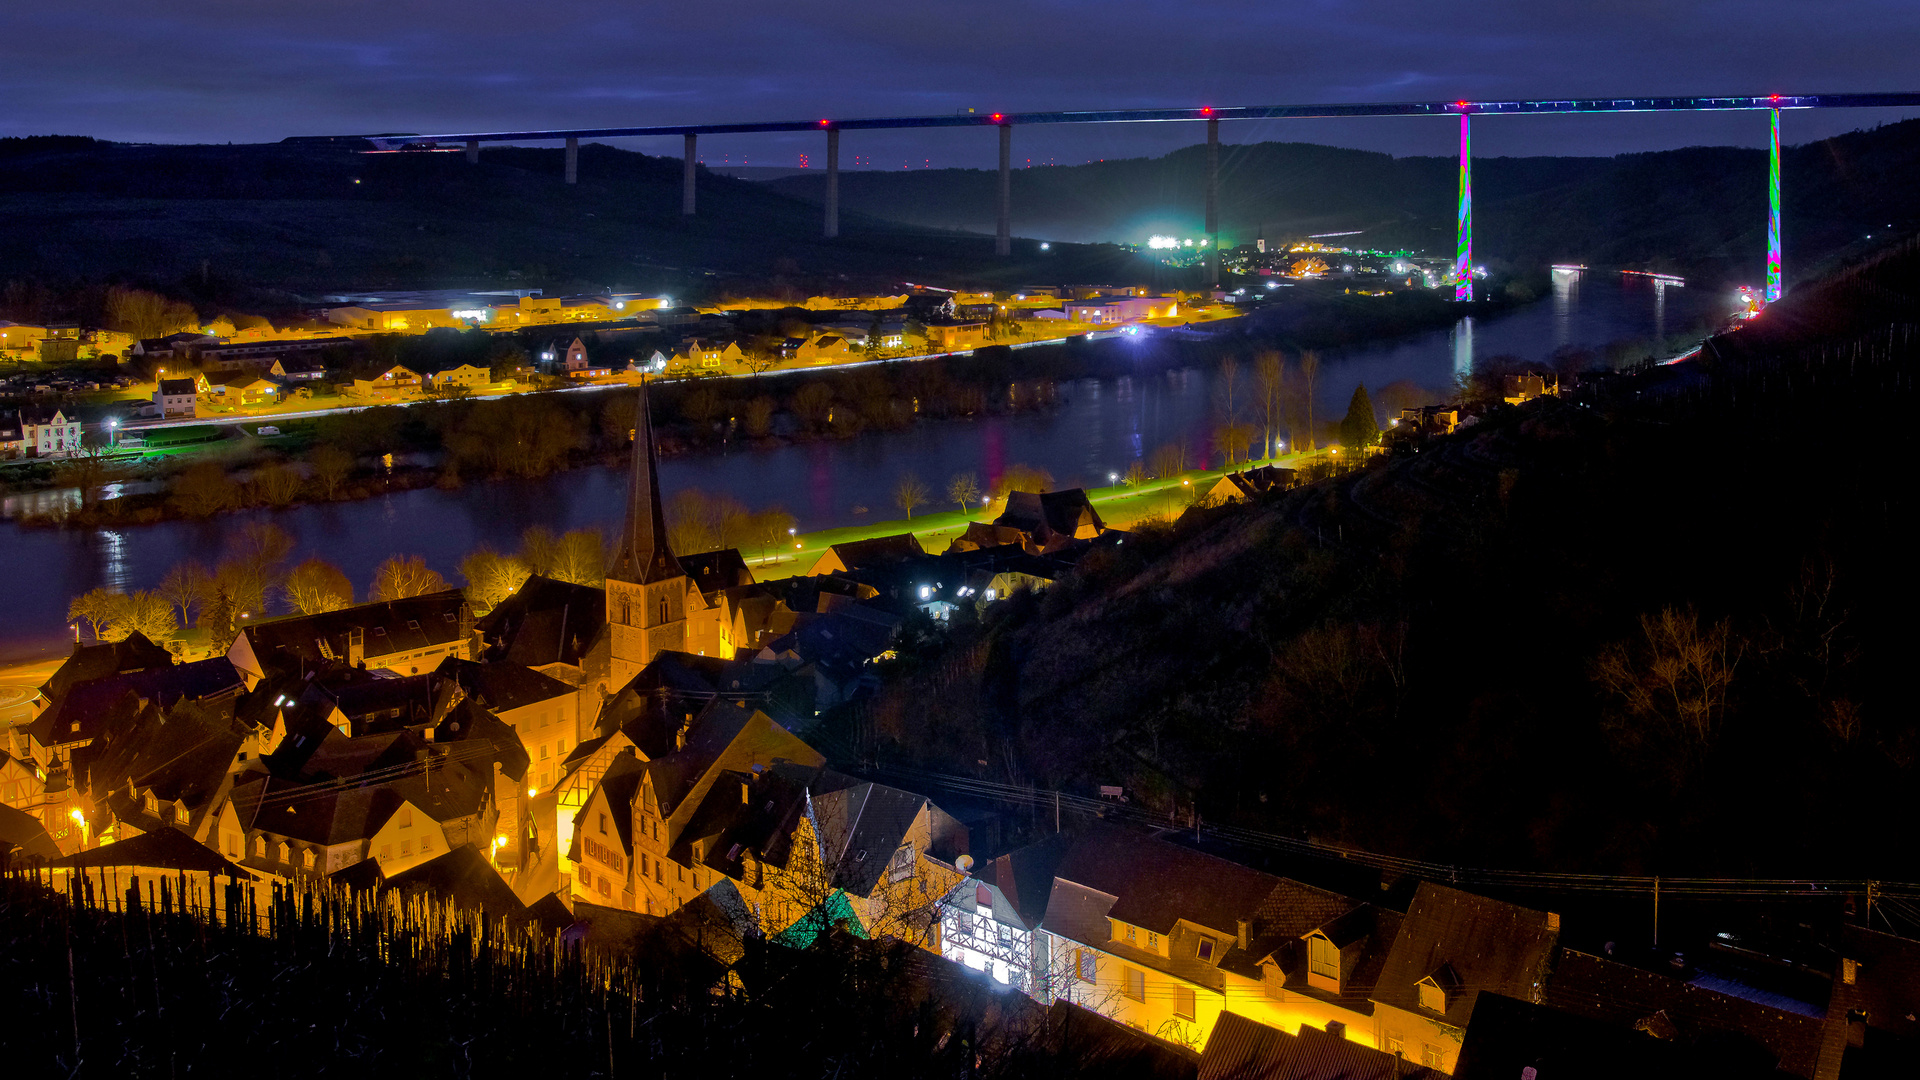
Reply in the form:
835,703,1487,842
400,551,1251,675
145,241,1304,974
1422,1045,1444,1069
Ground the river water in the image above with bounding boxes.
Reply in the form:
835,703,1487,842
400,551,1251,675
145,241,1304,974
0,273,1731,664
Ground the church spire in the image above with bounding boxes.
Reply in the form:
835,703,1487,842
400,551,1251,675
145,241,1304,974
608,376,681,584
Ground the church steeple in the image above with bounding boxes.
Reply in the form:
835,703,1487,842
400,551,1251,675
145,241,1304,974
608,376,681,585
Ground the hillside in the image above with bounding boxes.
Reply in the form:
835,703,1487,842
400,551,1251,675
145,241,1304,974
767,119,1920,281
0,139,1153,304
862,232,1920,881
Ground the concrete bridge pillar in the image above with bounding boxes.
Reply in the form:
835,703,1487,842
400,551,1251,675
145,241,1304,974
466,139,479,165
1206,117,1220,287
1454,112,1473,301
1766,109,1783,302
682,133,697,215
825,127,840,238
996,123,1012,256
564,136,579,184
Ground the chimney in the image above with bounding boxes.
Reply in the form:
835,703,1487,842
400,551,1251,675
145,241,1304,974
1547,911,1561,933
1237,919,1251,951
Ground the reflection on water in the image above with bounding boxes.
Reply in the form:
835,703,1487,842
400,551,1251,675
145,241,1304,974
1,488,82,520
0,275,1736,663
1451,317,1474,378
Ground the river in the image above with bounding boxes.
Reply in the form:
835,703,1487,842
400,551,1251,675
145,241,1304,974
0,272,1733,664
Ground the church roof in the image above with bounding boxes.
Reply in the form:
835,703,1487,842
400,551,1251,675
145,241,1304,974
607,378,682,586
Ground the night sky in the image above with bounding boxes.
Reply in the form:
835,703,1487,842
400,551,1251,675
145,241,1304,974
4,1,1918,167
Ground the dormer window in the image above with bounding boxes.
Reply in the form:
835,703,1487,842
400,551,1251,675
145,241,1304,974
1415,966,1458,1014
1307,932,1341,992
1418,981,1446,1012
1195,938,1216,963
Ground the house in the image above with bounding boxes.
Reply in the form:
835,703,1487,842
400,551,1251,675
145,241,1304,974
795,334,852,364
1502,373,1558,404
19,407,85,458
437,659,581,795
209,373,279,406
596,700,968,951
349,365,422,397
994,489,1106,553
941,832,1073,992
154,378,197,418
324,303,458,331
1451,992,1778,1080
1396,406,1461,437
1542,949,1831,1079
1205,466,1297,504
24,654,244,769
1050,999,1201,1079
474,574,609,719
1367,882,1561,1073
0,751,66,853
426,363,491,390
226,590,474,689
1826,925,1920,1078
1065,296,1179,324
1198,1011,1441,1080
1035,822,1364,1052
131,333,216,360
673,339,745,369
925,321,991,351
0,410,28,460
809,533,927,576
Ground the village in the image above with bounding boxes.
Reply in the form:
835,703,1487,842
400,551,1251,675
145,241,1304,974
1,368,1903,1080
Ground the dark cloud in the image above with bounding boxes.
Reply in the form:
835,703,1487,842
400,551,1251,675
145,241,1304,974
2,0,1916,163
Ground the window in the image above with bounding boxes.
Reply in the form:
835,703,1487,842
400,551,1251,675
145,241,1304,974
1076,949,1096,983
398,807,413,829
1418,980,1447,1014
598,812,608,835
1121,924,1136,945
301,849,314,869
888,843,915,883
401,838,412,856
654,862,663,884
1385,1032,1404,1056
1308,934,1340,982
1195,938,1215,962
1123,967,1146,1002
1173,986,1195,1020
1146,932,1158,952
976,885,994,909
380,845,392,860
640,854,649,876
420,833,433,852
1422,1044,1445,1069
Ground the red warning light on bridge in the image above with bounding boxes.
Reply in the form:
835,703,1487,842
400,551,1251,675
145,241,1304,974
991,113,1004,123
1200,107,1213,115
819,119,830,126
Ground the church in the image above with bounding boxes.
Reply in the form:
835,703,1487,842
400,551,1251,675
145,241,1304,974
603,377,736,691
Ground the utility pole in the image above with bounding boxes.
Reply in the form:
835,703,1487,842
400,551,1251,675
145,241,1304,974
1652,876,1660,947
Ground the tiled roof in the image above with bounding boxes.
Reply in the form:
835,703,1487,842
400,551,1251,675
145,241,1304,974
1544,950,1827,1078
1051,821,1287,937
476,576,605,669
1371,882,1560,1029
238,591,468,675
1047,999,1199,1079
1199,1010,1442,1080
30,656,242,749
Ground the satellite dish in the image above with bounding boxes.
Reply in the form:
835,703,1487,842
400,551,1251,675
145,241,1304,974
956,854,975,874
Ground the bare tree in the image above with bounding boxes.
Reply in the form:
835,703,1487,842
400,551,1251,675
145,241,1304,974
1214,423,1253,467
1592,606,1744,752
171,461,233,517
894,473,930,522
53,439,121,509
68,589,176,642
1122,460,1147,487
947,472,981,515
284,557,354,615
519,525,559,577
308,445,353,501
1300,351,1320,451
750,507,798,561
370,555,449,601
1254,350,1285,460
156,560,211,627
991,464,1055,501
459,548,530,611
667,490,719,555
250,462,304,507
1149,442,1186,481
548,528,608,587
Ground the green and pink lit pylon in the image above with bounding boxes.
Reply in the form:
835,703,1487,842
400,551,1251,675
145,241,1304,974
1766,108,1783,303
1455,111,1473,302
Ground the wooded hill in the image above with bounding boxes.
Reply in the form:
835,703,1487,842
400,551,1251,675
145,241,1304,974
767,119,1920,281
0,138,1153,303
863,232,1920,883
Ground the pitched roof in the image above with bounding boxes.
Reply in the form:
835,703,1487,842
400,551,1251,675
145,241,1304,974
236,592,468,677
1047,999,1200,1080
30,656,242,750
678,548,755,592
1371,882,1560,1029
1050,821,1289,937
37,632,175,706
1543,950,1828,1078
996,488,1105,542
1452,991,1780,1080
0,803,60,861
53,827,253,877
975,831,1075,931
821,533,926,572
607,378,682,586
1199,1011,1441,1080
380,843,529,921
474,575,605,669
805,772,933,897
437,658,576,714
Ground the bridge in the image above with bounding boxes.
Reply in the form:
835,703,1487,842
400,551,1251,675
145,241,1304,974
330,92,1920,301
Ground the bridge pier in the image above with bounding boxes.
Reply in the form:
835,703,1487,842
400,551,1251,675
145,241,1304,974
1206,117,1220,287
825,127,840,238
682,134,697,215
1454,112,1473,301
466,139,478,165
1767,108,1783,302
565,137,578,184
996,123,1012,256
